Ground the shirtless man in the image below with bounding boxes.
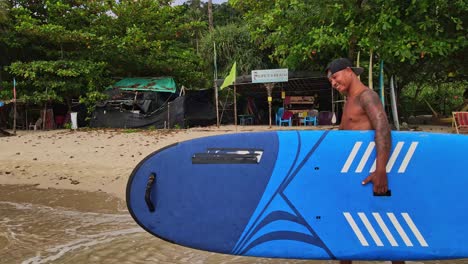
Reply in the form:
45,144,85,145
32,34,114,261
326,58,403,264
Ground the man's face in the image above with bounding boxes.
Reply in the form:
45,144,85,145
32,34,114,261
327,68,351,94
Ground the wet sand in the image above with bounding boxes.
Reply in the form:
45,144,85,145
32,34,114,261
0,125,466,263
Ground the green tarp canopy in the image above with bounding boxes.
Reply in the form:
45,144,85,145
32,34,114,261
111,77,177,93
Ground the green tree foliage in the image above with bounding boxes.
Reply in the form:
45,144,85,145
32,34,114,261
1,0,466,120
2,0,112,108
1,0,216,106
230,1,322,69
400,80,467,117
0,0,12,83
230,0,467,89
7,60,108,105
0,0,8,25
199,23,272,77
212,2,243,27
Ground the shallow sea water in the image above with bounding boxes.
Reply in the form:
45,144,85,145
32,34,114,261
0,185,466,264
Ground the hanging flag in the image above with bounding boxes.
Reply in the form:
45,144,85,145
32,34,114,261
13,78,16,100
220,62,236,90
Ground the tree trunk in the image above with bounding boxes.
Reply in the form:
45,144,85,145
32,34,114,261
66,98,72,112
348,36,357,61
411,85,423,116
208,0,214,32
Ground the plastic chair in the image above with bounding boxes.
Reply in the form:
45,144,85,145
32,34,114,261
453,112,468,134
301,110,318,126
275,107,292,126
29,118,42,131
301,116,317,126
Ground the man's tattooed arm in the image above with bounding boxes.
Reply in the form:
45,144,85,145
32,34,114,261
359,90,392,193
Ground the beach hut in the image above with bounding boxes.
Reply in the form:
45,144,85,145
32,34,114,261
90,77,216,129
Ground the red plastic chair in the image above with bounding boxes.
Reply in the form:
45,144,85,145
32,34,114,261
453,112,468,134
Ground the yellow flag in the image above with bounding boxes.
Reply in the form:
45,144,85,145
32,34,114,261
220,62,236,90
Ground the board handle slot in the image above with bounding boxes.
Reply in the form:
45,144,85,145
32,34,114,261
192,153,259,164
145,173,156,212
192,148,263,164
373,190,391,197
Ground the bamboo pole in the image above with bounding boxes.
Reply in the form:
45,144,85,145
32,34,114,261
13,99,16,134
390,76,400,131
234,85,237,130
265,83,274,128
213,42,219,127
368,50,373,90
13,78,17,134
356,51,361,80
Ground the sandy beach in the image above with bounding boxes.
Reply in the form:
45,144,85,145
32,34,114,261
0,124,455,200
0,125,329,200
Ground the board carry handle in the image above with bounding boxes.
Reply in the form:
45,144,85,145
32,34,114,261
145,173,156,212
373,190,391,196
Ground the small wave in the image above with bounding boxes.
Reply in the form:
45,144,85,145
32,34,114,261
0,201,34,210
21,228,144,264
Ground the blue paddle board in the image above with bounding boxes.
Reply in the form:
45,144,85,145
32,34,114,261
126,131,468,260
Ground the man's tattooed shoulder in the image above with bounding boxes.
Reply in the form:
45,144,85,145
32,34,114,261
358,89,380,109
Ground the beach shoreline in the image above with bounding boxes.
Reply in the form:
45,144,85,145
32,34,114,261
0,125,455,201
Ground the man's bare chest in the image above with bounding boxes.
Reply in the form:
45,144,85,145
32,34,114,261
341,98,372,129
343,98,366,118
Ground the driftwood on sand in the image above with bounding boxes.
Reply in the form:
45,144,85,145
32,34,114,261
0,128,13,137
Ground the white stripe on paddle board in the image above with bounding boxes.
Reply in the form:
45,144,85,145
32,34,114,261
341,142,362,173
387,213,413,246
356,142,375,173
344,212,369,246
373,212,398,247
370,141,407,173
370,159,377,173
358,213,383,246
398,142,418,173
402,213,429,247
386,142,404,172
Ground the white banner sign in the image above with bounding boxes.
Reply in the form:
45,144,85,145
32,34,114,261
251,68,288,83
